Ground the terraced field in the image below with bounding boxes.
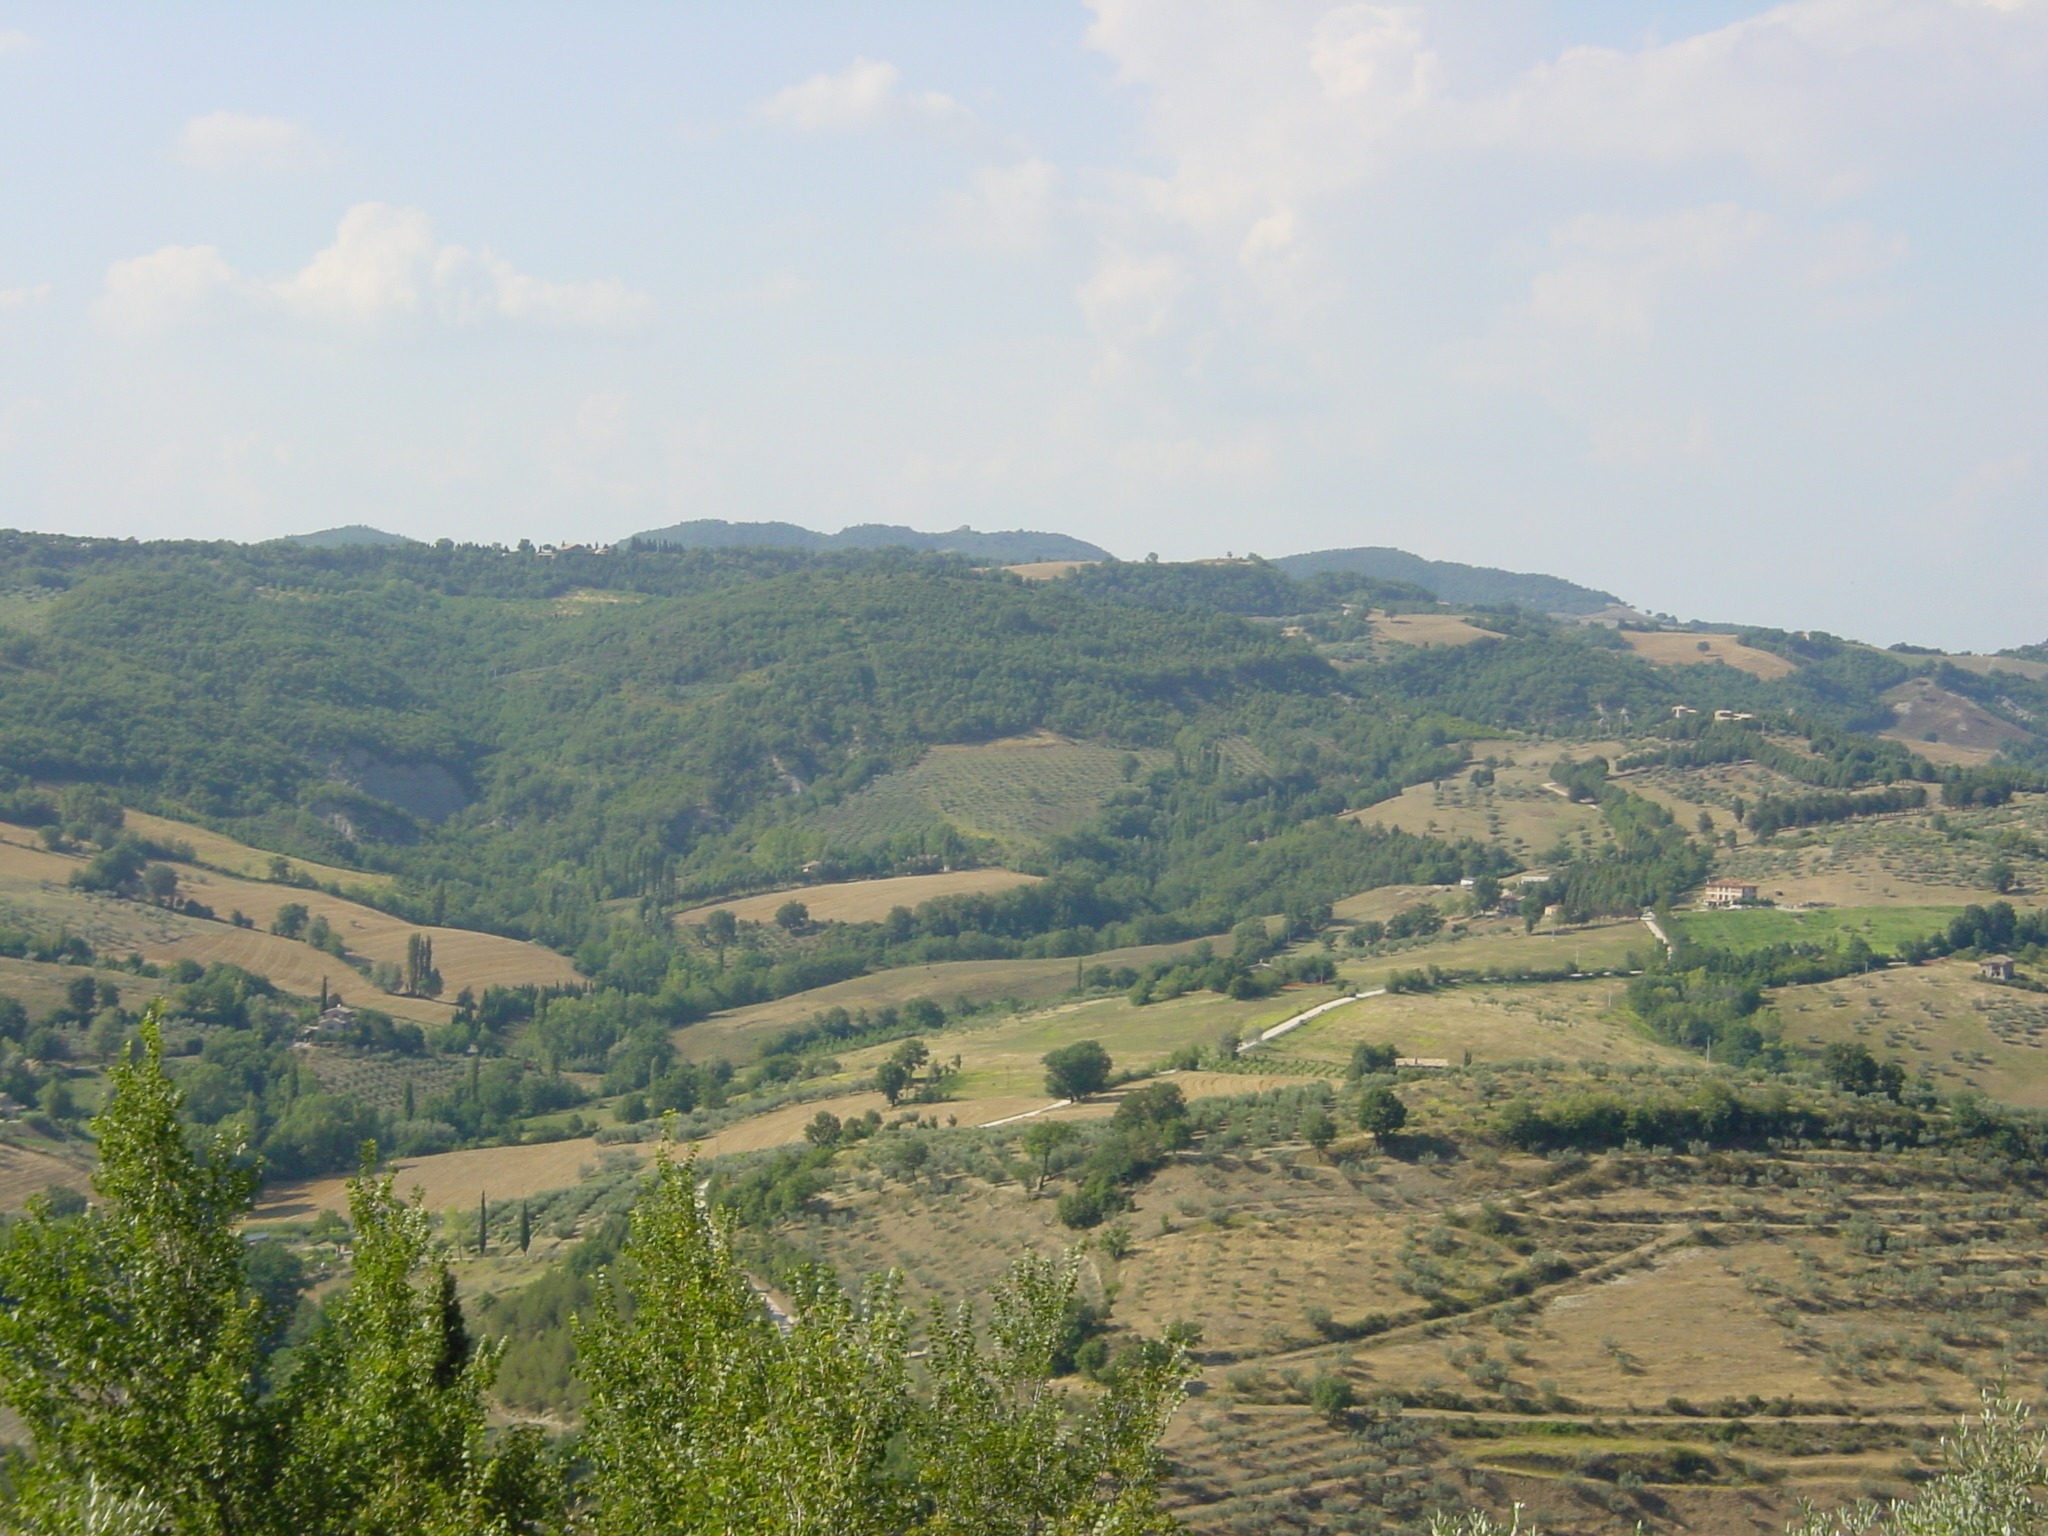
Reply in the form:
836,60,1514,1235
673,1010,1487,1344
800,734,1172,851
755,1063,2048,1536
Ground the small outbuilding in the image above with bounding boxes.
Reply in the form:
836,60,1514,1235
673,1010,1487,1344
1981,956,2017,982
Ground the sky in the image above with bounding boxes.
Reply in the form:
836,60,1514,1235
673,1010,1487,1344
0,2,2043,650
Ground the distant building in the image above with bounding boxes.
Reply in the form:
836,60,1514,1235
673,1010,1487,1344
1981,956,2017,982
1395,1057,1451,1070
308,1003,357,1037
1701,881,1760,908
1671,705,1699,719
1712,709,1757,723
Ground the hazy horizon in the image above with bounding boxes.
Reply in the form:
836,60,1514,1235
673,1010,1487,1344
1,2,2042,649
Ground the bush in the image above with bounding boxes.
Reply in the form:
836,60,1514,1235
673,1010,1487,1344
1309,1373,1355,1422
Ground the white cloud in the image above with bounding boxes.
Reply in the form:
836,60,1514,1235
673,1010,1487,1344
0,283,51,309
1527,205,1777,341
176,111,335,173
758,57,972,131
471,256,656,329
98,204,656,333
278,203,437,320
1077,246,1189,340
941,158,1060,250
1478,0,2048,195
95,245,245,334
1086,0,2048,247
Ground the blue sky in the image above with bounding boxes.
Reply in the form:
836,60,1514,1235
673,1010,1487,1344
0,2,2042,648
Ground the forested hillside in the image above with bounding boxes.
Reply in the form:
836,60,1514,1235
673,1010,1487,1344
0,527,2042,1027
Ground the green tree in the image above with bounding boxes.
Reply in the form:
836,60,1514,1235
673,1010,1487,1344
1300,1106,1337,1152
578,1153,1188,1534
0,1011,549,1536
1042,1040,1112,1100
874,1058,912,1107
1308,1373,1354,1422
142,863,180,904
773,900,810,932
1019,1120,1081,1193
1347,1041,1398,1079
1357,1085,1407,1143
575,1153,915,1535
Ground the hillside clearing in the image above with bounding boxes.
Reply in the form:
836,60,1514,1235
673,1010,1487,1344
1261,978,1690,1070
1669,905,1972,953
999,561,1095,580
673,867,1041,927
1944,653,2048,682
1776,955,2048,1109
1880,677,2036,759
798,734,1173,852
122,810,394,891
1620,630,1798,680
1369,613,1500,648
670,934,1224,1063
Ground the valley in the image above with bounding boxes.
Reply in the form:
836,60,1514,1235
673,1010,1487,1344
0,529,2045,1533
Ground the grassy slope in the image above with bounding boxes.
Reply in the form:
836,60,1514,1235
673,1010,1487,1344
672,867,1042,926
0,820,579,1025
796,734,1175,852
1774,955,2048,1108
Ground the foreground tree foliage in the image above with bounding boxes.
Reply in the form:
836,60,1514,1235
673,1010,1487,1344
577,1153,1187,1535
0,1011,550,1536
0,1007,1187,1535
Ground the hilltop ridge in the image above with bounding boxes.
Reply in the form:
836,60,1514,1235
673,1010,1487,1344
626,518,1108,563
1275,545,1621,615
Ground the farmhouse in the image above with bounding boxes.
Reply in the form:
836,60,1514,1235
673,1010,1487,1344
306,1003,357,1037
1981,956,2018,982
1701,881,1760,908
